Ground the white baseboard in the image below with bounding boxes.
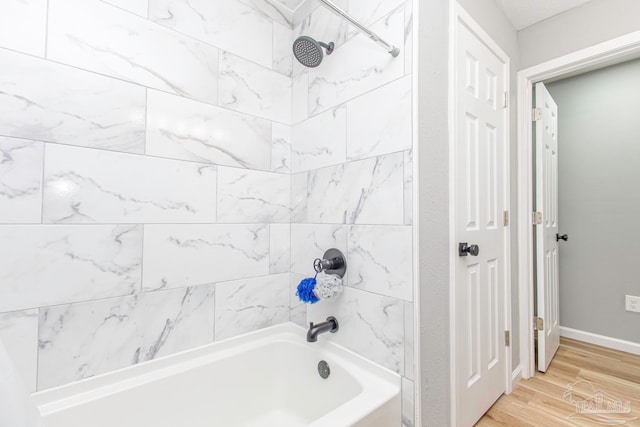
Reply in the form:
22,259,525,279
511,365,522,391
560,326,640,356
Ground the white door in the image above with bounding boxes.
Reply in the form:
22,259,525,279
455,15,509,427
535,82,560,372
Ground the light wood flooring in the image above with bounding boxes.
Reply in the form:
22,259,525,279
477,338,640,426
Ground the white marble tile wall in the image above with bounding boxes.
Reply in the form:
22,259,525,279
0,0,297,391
290,2,415,425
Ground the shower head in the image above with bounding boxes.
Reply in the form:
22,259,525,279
293,36,335,68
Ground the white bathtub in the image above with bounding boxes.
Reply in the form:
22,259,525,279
32,323,400,427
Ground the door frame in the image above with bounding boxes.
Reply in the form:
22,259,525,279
449,4,512,425
517,30,640,380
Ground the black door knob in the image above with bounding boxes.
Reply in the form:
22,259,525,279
556,234,568,242
459,243,480,257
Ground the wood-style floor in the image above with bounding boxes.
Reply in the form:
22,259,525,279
477,338,640,426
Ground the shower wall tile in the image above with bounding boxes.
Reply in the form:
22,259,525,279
402,377,415,427
347,225,413,301
219,52,292,124
291,224,347,277
289,273,307,327
217,167,290,223
38,284,216,389
271,123,292,174
404,2,413,76
149,0,273,69
142,224,269,291
404,150,413,225
308,6,404,115
273,23,294,76
403,302,414,382
146,90,271,170
215,273,290,341
47,0,219,104
42,145,217,224
0,225,142,312
270,224,291,274
0,49,146,154
238,0,293,28
292,70,310,124
308,286,404,374
0,0,46,56
292,105,347,173
348,0,406,26
307,152,404,225
0,310,38,392
346,76,412,160
0,137,43,223
102,0,148,16
291,171,308,223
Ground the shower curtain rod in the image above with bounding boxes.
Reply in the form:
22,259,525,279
317,0,401,57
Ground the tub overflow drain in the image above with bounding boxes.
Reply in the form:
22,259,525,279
318,360,330,379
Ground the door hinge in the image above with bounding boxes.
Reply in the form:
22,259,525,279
503,91,509,108
534,317,544,331
533,211,543,225
505,330,511,347
532,107,542,121
503,211,509,226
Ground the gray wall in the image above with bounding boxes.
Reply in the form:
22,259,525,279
547,58,640,344
417,1,518,425
519,0,640,69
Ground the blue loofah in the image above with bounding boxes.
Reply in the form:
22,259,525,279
296,277,319,304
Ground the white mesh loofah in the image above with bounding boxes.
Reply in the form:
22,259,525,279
313,271,343,300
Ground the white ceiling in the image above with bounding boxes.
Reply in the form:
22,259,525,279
495,0,593,30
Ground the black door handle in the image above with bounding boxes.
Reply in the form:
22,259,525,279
459,243,480,257
556,234,568,242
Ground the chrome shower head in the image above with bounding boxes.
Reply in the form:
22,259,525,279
293,36,335,68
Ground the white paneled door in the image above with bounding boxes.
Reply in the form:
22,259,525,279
535,82,561,372
454,12,509,427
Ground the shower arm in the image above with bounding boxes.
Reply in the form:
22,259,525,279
318,0,400,57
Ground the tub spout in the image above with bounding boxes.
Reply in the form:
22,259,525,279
307,317,339,342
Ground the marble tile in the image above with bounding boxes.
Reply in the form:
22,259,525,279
291,171,308,223
0,49,146,154
0,0,46,56
348,0,406,26
217,167,290,223
290,272,307,327
401,377,415,427
273,22,293,76
0,340,43,427
292,70,309,124
215,274,289,340
142,224,269,291
404,302,414,381
0,310,38,392
0,137,43,223
38,285,215,389
271,123,292,174
404,2,413,76
306,163,347,224
308,286,404,374
146,90,271,170
149,0,273,69
346,76,412,160
307,153,404,225
0,225,142,312
103,0,148,16
308,6,404,115
47,0,219,104
404,149,413,225
42,145,217,223
292,105,347,173
290,224,347,276
347,225,412,301
270,224,291,274
219,51,291,124
238,0,293,28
